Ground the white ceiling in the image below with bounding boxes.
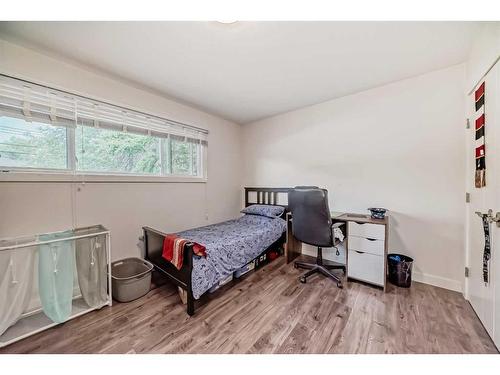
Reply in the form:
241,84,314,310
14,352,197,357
0,22,481,124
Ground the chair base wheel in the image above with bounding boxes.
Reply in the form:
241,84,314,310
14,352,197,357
295,255,344,288
337,282,343,289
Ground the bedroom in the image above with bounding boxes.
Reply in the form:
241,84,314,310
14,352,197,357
1,0,500,372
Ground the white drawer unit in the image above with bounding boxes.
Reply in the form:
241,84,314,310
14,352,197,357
348,235,384,256
345,218,388,290
348,221,385,240
348,250,385,286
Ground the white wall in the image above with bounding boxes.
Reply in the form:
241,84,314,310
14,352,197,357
0,40,243,260
466,22,500,94
243,64,466,292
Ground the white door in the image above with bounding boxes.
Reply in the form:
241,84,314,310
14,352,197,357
465,62,500,348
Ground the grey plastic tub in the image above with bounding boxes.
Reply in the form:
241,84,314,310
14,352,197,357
111,257,154,302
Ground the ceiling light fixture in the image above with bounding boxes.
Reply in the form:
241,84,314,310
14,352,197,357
216,20,238,24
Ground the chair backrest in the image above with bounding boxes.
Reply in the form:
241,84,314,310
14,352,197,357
288,186,333,247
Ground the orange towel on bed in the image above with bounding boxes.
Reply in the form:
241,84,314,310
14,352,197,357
162,234,207,270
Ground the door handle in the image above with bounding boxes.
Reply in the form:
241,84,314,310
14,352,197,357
475,209,500,227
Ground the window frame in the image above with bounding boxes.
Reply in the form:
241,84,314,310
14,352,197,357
0,117,208,183
0,119,72,172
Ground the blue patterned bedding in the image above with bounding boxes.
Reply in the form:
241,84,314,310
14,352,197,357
178,214,286,299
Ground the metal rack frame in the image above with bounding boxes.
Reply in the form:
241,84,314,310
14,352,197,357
0,225,112,348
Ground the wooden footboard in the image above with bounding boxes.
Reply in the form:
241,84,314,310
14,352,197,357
142,226,195,315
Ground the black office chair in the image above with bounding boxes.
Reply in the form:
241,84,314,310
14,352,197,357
288,186,346,288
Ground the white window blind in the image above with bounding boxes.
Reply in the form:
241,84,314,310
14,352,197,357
0,74,208,179
0,74,208,144
0,77,76,128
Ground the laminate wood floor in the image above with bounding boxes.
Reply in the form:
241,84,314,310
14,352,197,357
1,256,497,354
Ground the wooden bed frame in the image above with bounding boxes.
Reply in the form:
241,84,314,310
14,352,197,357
142,187,291,316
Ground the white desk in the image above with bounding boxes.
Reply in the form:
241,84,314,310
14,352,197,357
285,212,389,291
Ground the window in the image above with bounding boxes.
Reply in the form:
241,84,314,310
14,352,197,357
75,125,161,175
75,126,203,177
0,75,208,179
0,117,68,170
170,136,200,176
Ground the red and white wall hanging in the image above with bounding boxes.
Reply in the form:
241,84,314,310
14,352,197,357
475,82,486,188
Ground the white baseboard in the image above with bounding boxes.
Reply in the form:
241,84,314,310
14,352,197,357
300,247,463,293
411,271,463,293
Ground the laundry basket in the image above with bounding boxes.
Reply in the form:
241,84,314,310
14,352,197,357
111,258,153,302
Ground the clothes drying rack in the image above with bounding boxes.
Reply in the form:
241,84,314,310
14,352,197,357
0,225,112,348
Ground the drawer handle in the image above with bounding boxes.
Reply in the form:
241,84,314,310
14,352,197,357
366,238,377,241
355,250,365,254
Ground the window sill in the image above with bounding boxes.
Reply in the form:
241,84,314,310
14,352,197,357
0,171,207,183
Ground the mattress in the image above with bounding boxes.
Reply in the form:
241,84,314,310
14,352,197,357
178,214,286,299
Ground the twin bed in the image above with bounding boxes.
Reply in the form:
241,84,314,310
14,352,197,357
142,187,291,315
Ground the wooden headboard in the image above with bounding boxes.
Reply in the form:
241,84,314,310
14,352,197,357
244,187,292,208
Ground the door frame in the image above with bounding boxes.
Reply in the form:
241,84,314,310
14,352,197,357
464,91,473,301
